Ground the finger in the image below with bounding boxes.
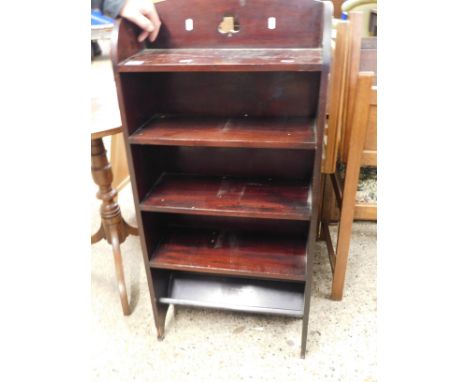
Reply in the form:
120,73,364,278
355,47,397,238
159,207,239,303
144,7,161,42
138,30,150,42
128,12,154,33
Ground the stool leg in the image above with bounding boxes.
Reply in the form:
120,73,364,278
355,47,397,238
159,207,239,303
110,226,130,316
91,225,105,244
91,137,138,315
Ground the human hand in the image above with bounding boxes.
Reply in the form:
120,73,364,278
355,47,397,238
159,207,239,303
120,0,161,42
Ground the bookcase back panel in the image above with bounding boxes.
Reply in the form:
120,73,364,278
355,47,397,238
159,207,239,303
150,0,324,49
141,212,309,260
121,72,320,123
131,145,314,199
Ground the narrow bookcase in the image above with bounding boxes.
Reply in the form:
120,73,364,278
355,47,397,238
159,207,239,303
111,0,332,358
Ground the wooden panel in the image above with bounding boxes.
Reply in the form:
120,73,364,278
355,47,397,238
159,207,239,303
130,145,314,202
141,213,309,258
140,72,321,118
361,151,377,166
149,227,306,281
364,104,377,152
354,203,377,220
322,20,349,173
340,12,363,162
360,37,377,85
119,48,323,72
129,115,316,149
110,132,130,191
151,0,325,49
118,74,162,135
141,173,311,220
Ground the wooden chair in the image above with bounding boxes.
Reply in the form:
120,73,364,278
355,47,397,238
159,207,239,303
322,12,377,222
322,72,376,300
320,12,377,300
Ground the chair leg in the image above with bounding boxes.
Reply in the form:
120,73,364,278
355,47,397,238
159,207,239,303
330,74,374,300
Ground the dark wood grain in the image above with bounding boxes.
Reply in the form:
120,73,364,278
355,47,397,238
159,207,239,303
120,72,321,118
140,173,311,220
150,0,324,49
149,227,306,281
129,115,316,149
119,48,323,72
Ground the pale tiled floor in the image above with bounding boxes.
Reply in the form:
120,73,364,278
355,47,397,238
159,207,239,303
91,182,377,382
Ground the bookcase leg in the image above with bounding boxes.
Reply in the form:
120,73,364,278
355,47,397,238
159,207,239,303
300,279,313,358
155,303,169,340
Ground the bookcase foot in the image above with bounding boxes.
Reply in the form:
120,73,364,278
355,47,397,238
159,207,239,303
156,303,169,340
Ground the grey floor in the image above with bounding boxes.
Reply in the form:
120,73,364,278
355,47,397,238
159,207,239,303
91,181,377,382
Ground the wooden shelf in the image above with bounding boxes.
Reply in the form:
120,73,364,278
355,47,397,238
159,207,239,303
159,273,304,317
149,227,306,281
129,116,316,149
140,173,312,220
118,48,323,72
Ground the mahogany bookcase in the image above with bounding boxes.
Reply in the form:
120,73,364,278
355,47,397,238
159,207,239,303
111,0,331,358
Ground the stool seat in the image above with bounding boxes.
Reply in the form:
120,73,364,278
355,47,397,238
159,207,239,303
91,53,122,140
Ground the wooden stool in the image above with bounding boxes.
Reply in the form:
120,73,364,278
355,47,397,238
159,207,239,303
91,128,138,315
91,45,137,315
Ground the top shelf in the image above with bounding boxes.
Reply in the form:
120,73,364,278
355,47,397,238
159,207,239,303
118,48,323,72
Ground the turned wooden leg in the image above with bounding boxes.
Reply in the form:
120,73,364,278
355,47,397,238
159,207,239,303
91,137,138,315
110,226,130,315
91,225,105,244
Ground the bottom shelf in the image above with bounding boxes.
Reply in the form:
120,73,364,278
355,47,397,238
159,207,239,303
158,272,304,318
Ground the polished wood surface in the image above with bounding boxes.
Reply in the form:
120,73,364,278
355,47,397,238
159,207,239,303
149,227,306,281
120,48,323,72
141,173,311,221
112,0,331,357
129,116,316,149
119,72,321,122
151,0,324,49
